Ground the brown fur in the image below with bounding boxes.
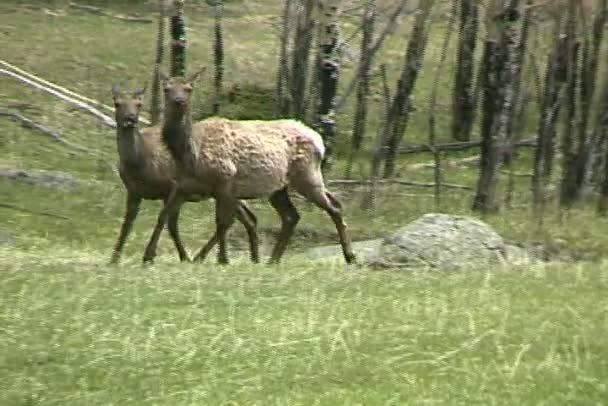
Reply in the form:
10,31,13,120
110,86,259,264
142,73,356,265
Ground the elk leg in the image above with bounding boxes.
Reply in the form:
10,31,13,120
143,184,184,264
303,188,356,264
166,200,190,262
215,195,238,265
237,202,260,263
193,201,259,264
110,193,141,264
268,188,300,264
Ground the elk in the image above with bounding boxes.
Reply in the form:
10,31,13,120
110,85,260,264
141,71,356,265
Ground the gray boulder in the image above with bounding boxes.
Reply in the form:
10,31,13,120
368,214,508,269
302,213,544,269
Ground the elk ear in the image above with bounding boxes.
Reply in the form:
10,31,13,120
133,82,147,99
187,66,207,84
111,84,121,99
159,71,170,83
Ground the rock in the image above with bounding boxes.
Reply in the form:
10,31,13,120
0,169,79,189
0,228,15,247
368,214,508,269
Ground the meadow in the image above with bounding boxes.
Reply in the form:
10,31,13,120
1,1,608,404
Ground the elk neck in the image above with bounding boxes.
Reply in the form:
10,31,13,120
116,124,144,170
161,105,194,165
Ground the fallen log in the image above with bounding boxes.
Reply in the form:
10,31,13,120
328,179,473,191
0,203,70,220
0,60,150,125
1,68,116,128
0,110,113,169
68,2,153,23
393,137,537,155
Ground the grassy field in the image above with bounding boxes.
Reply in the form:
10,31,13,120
1,1,608,404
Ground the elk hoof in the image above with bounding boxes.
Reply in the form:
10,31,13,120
142,254,155,265
345,253,357,264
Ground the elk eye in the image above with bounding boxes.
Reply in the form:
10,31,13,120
185,87,192,92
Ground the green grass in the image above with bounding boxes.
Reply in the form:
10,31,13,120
1,256,607,405
2,1,608,404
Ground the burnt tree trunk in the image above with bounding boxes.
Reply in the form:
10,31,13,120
503,0,531,208
596,72,608,213
150,2,167,125
472,40,504,213
559,2,582,208
472,0,520,214
170,0,187,77
290,0,316,121
346,0,376,178
277,0,294,117
382,3,434,179
575,0,607,195
428,0,457,208
212,1,224,115
531,27,569,208
451,0,479,142
316,0,342,170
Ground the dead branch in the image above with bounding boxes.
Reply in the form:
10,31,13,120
336,0,409,111
68,2,153,23
0,68,117,129
0,203,70,220
394,137,537,154
0,110,113,167
0,60,150,125
328,179,473,190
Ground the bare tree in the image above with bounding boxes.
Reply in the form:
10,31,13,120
316,0,342,170
170,0,187,77
472,0,521,213
290,0,316,120
559,0,583,208
150,0,167,125
531,17,569,209
276,0,294,117
346,0,376,178
451,0,479,142
381,1,435,179
211,0,225,115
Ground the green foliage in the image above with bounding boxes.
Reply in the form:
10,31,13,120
196,83,278,121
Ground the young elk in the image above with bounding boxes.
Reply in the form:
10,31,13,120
142,71,356,265
110,85,260,264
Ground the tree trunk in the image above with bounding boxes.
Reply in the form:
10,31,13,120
472,0,520,214
451,0,479,142
212,2,224,115
346,0,376,178
290,0,316,121
559,1,582,208
596,72,608,213
276,0,294,117
382,3,434,179
472,40,504,213
574,0,607,195
170,0,187,77
316,0,342,171
531,27,569,208
150,2,166,125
